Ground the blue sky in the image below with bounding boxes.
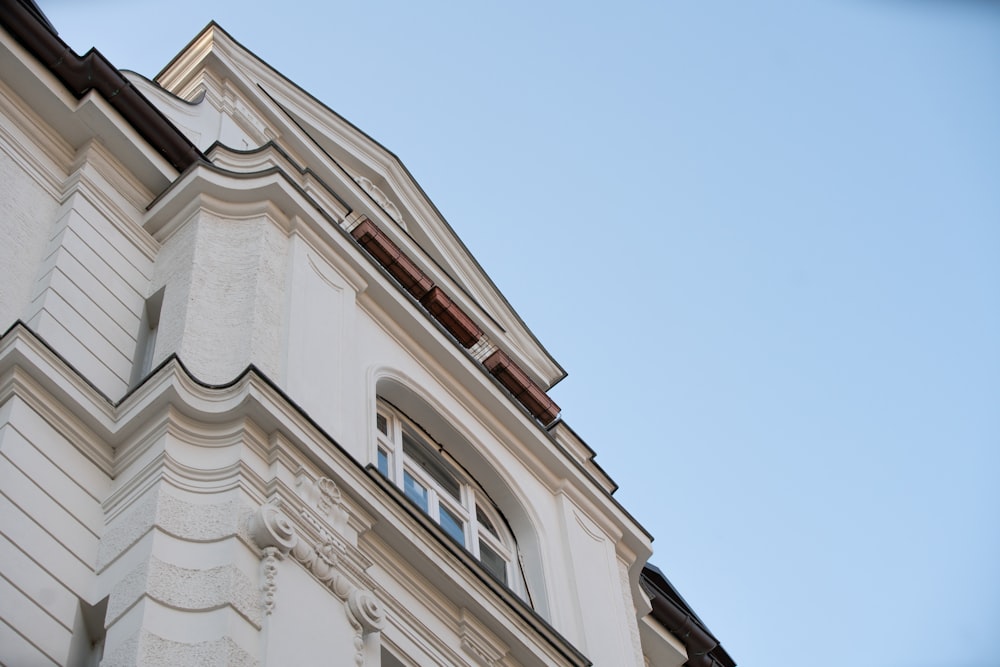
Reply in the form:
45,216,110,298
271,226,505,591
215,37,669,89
44,1,1000,665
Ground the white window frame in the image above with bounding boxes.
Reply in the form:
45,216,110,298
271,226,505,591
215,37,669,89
375,402,518,591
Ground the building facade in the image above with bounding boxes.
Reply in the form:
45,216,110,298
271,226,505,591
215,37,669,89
0,2,734,665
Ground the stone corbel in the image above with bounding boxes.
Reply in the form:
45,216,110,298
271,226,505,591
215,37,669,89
248,500,296,615
248,499,386,656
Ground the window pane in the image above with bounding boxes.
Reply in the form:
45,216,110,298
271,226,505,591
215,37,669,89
476,505,499,539
479,540,507,586
403,471,428,512
402,430,461,501
377,413,388,435
377,448,389,477
439,505,465,545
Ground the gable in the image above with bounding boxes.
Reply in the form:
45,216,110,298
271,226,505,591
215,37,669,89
145,23,565,390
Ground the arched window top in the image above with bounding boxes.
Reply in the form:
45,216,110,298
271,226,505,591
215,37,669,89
370,373,551,619
375,399,521,591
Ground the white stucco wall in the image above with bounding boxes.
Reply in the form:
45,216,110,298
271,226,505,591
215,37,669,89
0,395,111,666
0,18,677,667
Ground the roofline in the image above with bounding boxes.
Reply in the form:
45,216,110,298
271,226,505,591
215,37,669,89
155,20,568,388
0,0,203,173
642,564,736,667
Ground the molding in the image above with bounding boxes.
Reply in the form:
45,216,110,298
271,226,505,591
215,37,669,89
61,139,159,261
354,175,405,228
0,74,71,199
572,507,608,544
152,23,566,387
248,499,386,665
221,78,276,145
361,476,591,667
204,141,350,223
0,364,115,474
260,546,282,615
0,324,617,665
459,609,510,667
0,0,202,172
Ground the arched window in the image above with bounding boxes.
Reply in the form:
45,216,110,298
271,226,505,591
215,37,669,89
375,400,519,590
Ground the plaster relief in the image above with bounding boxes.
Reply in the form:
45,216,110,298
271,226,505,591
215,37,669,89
102,630,258,667
98,490,158,571
297,474,347,525
99,490,246,571
249,499,386,661
354,175,405,227
107,556,262,629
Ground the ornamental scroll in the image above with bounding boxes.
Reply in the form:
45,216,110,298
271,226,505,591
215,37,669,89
249,490,386,665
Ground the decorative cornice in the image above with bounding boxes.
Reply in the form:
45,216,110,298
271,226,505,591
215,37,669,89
0,322,598,666
0,74,73,198
0,0,203,172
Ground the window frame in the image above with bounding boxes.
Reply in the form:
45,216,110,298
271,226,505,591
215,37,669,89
375,401,518,590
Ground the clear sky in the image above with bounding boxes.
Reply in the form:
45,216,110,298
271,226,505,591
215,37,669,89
43,1,1000,665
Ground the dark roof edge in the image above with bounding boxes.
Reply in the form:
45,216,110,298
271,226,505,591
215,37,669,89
0,0,203,172
18,0,54,32
642,564,736,667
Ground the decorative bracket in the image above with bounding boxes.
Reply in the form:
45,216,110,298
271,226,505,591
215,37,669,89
248,491,385,662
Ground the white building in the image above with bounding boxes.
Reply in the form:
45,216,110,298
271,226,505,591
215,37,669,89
0,2,734,665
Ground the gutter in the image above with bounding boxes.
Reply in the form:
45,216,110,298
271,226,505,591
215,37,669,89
642,565,736,667
0,0,203,172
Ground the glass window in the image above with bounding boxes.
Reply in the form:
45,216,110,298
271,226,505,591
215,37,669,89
403,471,428,512
477,505,499,539
439,505,465,545
377,448,389,477
375,402,517,595
402,430,462,501
479,540,508,585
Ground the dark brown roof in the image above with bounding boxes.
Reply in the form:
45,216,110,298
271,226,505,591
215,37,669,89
642,564,736,667
0,0,202,172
